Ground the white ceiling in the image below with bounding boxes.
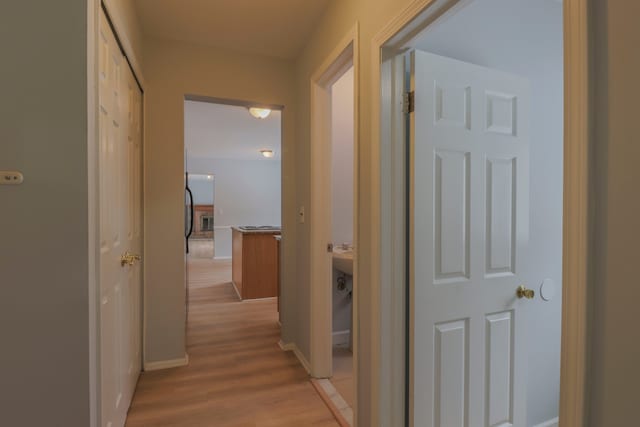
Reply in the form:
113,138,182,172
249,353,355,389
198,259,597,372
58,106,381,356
184,101,281,161
134,0,331,59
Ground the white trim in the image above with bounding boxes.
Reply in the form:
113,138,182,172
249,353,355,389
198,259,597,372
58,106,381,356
372,3,445,425
371,0,591,425
314,378,354,426
534,418,559,427
278,339,292,351
144,354,189,371
87,1,100,427
213,256,232,260
309,23,360,395
278,341,311,374
231,281,242,301
332,330,351,347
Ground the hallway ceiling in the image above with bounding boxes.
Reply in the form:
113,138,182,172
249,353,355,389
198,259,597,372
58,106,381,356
134,0,331,59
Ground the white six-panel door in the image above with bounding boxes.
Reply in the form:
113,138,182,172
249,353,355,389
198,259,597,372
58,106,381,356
410,50,530,427
99,10,143,427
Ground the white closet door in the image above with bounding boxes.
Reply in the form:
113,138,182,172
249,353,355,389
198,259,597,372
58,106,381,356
410,50,531,427
99,9,143,427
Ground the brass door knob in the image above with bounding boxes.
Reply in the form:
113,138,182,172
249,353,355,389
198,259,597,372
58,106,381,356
516,285,535,299
120,251,142,267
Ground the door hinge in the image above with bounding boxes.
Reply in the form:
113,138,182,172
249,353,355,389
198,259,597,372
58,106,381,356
403,91,415,114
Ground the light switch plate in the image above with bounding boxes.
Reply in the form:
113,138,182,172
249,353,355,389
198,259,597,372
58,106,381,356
0,171,24,185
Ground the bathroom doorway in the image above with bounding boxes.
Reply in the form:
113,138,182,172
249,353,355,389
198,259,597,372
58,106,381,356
309,30,359,426
328,65,355,414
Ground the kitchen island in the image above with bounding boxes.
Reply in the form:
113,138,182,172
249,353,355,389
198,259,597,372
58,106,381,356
231,226,281,300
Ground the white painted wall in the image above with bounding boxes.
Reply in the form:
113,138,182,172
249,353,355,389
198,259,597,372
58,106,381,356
187,157,281,258
189,176,215,205
413,0,563,425
331,66,355,246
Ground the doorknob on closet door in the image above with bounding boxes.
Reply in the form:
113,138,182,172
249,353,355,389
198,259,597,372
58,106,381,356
120,251,142,267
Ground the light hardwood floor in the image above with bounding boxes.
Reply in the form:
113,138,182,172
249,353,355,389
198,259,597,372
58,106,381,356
125,257,339,427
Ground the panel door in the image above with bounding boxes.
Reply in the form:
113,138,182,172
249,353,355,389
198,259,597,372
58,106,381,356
123,52,143,406
410,50,530,427
99,9,142,427
123,53,142,402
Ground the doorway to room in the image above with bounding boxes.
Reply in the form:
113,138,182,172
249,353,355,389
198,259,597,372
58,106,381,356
184,100,282,308
182,98,284,381
309,31,359,426
377,0,566,425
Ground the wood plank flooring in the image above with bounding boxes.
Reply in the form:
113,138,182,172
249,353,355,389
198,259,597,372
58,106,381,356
125,258,339,427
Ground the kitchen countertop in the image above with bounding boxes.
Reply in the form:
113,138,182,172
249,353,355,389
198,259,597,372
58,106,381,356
231,226,281,235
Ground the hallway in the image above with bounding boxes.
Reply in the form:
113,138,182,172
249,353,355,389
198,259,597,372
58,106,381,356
125,258,339,427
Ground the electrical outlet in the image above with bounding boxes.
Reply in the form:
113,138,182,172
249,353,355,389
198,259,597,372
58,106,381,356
0,171,24,185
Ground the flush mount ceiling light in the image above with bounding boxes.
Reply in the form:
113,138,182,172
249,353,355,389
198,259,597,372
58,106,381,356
248,107,272,119
260,149,274,158
206,175,213,180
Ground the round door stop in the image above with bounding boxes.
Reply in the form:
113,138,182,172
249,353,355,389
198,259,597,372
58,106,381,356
540,278,556,301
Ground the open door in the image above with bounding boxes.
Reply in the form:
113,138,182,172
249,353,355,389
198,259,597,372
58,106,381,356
409,50,531,426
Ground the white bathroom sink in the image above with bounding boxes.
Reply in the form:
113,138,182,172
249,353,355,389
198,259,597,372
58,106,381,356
332,248,353,275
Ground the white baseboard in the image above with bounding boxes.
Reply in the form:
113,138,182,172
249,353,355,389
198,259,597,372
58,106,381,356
278,340,311,374
144,354,189,371
332,329,351,347
533,417,559,427
231,281,242,300
214,256,231,260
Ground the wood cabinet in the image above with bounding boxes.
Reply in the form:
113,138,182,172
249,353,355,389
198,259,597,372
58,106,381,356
232,228,280,300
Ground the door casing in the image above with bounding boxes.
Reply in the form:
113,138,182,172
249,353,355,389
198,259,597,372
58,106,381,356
371,0,591,425
309,22,360,423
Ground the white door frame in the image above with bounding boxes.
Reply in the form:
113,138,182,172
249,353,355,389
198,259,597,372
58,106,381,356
371,0,591,426
309,20,360,403
87,2,99,425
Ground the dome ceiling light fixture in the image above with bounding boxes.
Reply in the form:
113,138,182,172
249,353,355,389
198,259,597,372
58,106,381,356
260,149,274,158
248,107,272,119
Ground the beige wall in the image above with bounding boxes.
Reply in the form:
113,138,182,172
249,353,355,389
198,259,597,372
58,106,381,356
142,38,298,363
589,1,640,425
103,0,145,75
0,0,91,425
132,0,640,424
293,1,413,424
